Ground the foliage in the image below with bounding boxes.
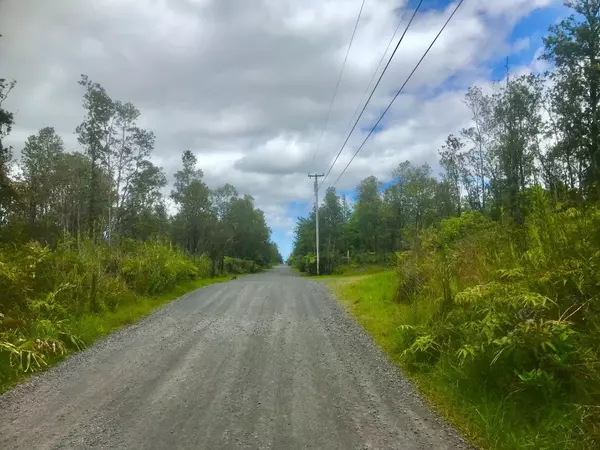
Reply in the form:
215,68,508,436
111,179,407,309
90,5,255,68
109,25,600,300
307,3,600,446
120,240,198,295
0,51,284,392
223,257,260,274
0,236,240,390
391,192,600,448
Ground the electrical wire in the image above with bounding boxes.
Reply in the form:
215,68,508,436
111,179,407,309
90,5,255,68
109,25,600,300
310,0,367,166
319,0,425,188
333,1,412,166
332,0,466,187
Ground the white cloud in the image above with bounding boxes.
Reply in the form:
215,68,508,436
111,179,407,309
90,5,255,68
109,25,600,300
0,0,561,239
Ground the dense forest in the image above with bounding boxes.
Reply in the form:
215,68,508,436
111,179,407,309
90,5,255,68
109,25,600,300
291,1,600,448
0,61,281,388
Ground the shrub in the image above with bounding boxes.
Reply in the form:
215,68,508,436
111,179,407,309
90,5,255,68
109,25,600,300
395,190,600,446
120,240,197,295
0,236,209,388
224,257,259,274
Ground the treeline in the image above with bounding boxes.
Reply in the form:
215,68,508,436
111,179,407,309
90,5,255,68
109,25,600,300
291,0,599,273
0,64,281,389
291,1,600,447
0,75,281,269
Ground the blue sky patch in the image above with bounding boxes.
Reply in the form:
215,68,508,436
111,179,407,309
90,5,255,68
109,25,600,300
275,1,568,260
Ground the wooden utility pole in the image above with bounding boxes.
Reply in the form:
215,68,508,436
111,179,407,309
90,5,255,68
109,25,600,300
308,173,324,275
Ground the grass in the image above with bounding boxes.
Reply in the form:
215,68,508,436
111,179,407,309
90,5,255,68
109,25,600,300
293,264,391,279
323,271,586,450
0,275,232,394
324,271,436,358
71,275,231,345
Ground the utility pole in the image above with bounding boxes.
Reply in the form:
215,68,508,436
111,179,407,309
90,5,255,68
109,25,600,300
308,173,324,275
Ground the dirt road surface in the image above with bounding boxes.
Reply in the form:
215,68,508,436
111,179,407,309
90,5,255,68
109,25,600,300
0,266,469,449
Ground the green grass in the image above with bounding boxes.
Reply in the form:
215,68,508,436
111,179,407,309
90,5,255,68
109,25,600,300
324,272,588,450
294,265,391,279
0,275,231,393
324,271,436,357
70,275,231,345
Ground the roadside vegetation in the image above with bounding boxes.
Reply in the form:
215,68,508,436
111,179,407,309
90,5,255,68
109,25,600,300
292,2,600,448
0,61,282,392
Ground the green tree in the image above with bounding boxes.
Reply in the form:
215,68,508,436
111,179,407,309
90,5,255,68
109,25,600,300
319,187,346,272
21,127,65,226
352,176,384,253
170,150,211,254
543,0,600,191
76,75,115,238
119,160,168,241
461,86,493,211
0,75,16,223
224,195,271,264
439,134,465,216
489,74,543,221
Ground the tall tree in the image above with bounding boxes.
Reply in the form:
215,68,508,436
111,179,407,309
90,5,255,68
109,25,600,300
461,86,493,211
352,176,384,253
170,150,211,254
439,134,465,216
110,101,140,239
319,187,345,272
21,127,65,226
491,74,543,221
543,0,600,192
119,160,168,240
76,75,115,238
0,74,16,223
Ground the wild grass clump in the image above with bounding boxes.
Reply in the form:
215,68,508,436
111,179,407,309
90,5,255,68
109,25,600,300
223,256,260,274
0,236,221,391
121,240,198,295
395,187,600,449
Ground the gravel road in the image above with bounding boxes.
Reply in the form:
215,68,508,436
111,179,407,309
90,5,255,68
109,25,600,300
0,265,469,450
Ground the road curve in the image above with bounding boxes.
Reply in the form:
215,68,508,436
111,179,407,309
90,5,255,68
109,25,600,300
0,266,468,450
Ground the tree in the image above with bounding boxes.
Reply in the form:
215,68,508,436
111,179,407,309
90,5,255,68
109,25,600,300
76,75,115,238
170,150,211,254
119,160,168,240
491,74,543,222
109,101,141,240
224,195,271,264
209,184,239,270
461,86,493,211
439,134,465,216
319,187,346,272
352,176,384,253
393,162,437,231
21,127,65,226
0,75,16,223
543,0,600,192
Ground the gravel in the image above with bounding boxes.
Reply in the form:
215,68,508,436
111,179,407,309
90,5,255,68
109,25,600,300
0,265,470,449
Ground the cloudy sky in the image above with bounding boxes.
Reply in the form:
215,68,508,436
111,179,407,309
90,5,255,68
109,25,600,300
0,0,566,258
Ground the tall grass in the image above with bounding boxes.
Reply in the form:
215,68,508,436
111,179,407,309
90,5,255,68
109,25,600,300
327,187,600,449
0,236,239,392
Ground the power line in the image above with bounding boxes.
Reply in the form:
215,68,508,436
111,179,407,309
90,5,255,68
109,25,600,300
319,0,425,188
333,1,411,165
310,0,367,166
332,0,466,188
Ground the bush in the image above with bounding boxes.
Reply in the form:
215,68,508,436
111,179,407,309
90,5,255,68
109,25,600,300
0,236,215,389
291,252,397,276
224,257,259,274
120,240,197,295
395,189,600,447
